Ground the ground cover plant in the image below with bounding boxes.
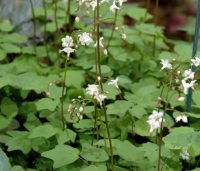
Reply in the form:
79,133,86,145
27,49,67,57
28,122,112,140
0,0,200,171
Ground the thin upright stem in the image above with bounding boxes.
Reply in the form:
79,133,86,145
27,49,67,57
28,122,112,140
67,0,71,32
60,58,68,130
29,0,36,53
154,0,159,24
106,10,118,49
43,0,49,57
53,0,59,59
96,1,114,171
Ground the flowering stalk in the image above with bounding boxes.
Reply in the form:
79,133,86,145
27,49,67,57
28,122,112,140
67,0,71,32
154,0,159,24
106,10,118,49
53,0,59,58
60,58,68,130
43,0,49,57
96,1,114,170
29,0,36,53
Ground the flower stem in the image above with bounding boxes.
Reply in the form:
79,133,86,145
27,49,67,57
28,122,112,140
67,0,71,32
29,0,36,53
60,58,68,130
154,0,159,24
53,0,59,59
43,0,49,57
96,1,114,170
106,10,118,49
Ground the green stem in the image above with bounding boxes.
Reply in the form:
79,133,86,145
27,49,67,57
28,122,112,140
67,0,71,32
106,10,118,49
60,58,68,130
43,0,49,57
154,0,159,24
53,0,59,59
96,1,114,171
29,0,36,53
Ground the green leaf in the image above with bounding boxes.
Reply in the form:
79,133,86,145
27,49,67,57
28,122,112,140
129,105,147,119
163,127,194,150
1,97,18,117
10,166,26,171
2,33,27,43
81,165,107,171
193,90,200,106
0,20,13,32
174,43,191,61
41,145,80,168
0,48,6,61
29,124,58,139
6,131,31,154
114,140,144,162
64,70,85,88
90,65,111,74
0,115,11,130
107,100,132,116
80,143,109,162
35,98,59,111
56,129,76,144
0,43,21,53
0,149,11,171
123,7,152,21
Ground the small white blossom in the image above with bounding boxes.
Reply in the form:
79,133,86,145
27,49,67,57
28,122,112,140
75,16,80,22
60,47,75,57
160,59,172,70
121,33,126,40
175,115,188,123
108,78,119,89
183,69,195,80
86,84,99,96
90,0,97,10
94,93,107,106
177,96,185,102
79,106,84,113
191,56,200,67
78,32,93,46
94,37,105,48
180,150,189,161
147,110,164,133
118,0,127,6
181,80,196,95
61,35,74,47
110,1,120,12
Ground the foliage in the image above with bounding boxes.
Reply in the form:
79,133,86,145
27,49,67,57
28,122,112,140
0,0,199,171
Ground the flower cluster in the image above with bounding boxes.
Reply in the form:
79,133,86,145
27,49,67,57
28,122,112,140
86,84,107,106
180,150,189,161
60,32,93,58
68,97,85,120
147,110,164,133
110,0,127,13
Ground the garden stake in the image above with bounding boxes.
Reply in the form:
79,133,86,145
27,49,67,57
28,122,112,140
184,1,200,170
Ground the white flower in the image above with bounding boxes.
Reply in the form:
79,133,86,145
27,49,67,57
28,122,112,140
110,1,120,12
177,96,185,102
191,57,200,67
86,84,99,96
94,37,105,48
90,0,97,10
79,106,84,113
94,93,107,106
160,59,172,70
108,78,119,89
147,110,164,133
118,0,127,6
60,47,75,57
180,150,189,161
78,32,93,46
61,35,74,47
175,115,188,123
183,69,195,80
121,33,126,40
181,80,196,95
